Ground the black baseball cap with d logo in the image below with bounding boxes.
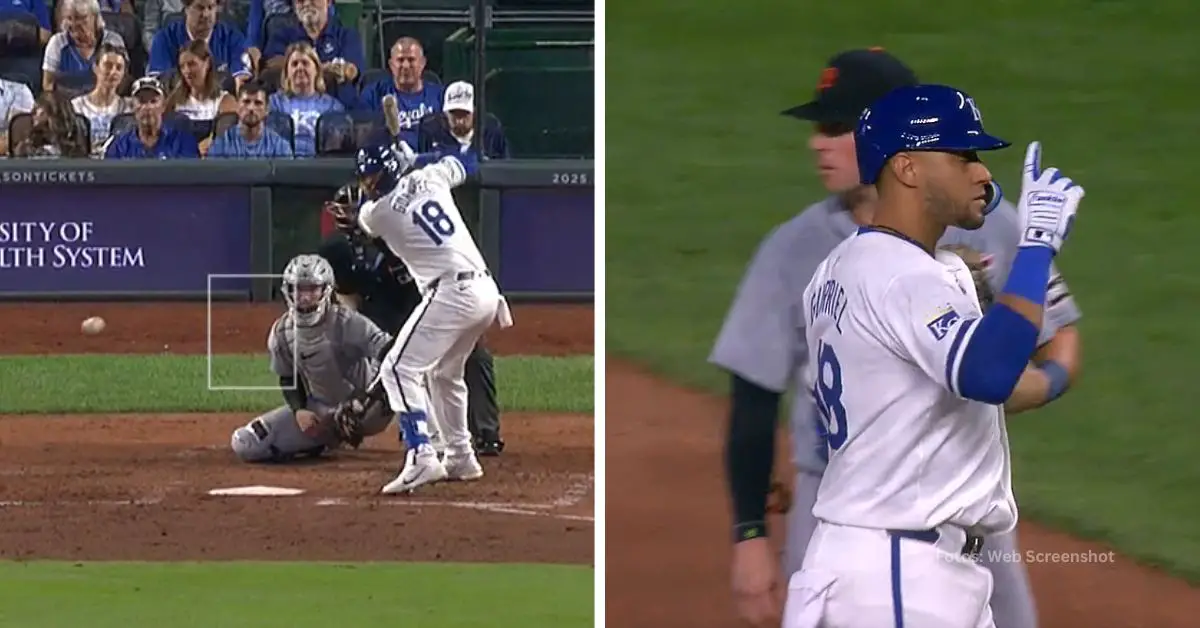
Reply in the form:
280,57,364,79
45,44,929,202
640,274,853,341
782,48,918,128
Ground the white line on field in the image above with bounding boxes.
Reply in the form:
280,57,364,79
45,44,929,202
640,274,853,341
0,473,595,522
0,498,163,507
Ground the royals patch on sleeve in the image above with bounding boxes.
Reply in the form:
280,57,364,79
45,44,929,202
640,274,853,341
925,306,961,341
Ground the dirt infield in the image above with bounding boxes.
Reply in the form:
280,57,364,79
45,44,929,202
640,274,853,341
606,361,1200,628
0,302,594,356
0,302,594,566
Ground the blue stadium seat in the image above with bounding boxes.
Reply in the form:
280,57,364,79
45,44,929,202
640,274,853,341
361,68,388,91
6,112,92,156
109,112,135,136
259,67,283,93
213,111,238,137
54,72,96,99
314,109,385,155
0,54,43,95
263,13,298,50
314,110,353,155
101,12,137,53
0,12,42,57
265,109,295,149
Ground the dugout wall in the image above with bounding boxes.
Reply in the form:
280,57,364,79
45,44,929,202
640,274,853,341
0,159,594,303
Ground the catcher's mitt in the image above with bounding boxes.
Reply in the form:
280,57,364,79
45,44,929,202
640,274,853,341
940,244,995,310
332,398,368,448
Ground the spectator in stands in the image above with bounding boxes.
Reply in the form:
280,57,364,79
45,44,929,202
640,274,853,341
262,0,360,92
70,42,131,156
42,0,126,93
141,0,239,54
245,0,333,64
268,41,340,157
358,37,441,147
54,0,132,36
164,40,236,153
208,79,292,158
0,0,52,51
417,80,508,160
0,78,36,156
148,0,251,87
104,76,200,158
14,90,89,158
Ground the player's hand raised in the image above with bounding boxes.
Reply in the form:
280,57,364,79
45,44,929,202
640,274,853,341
1017,141,1085,255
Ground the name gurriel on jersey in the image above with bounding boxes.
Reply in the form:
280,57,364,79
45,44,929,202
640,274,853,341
809,279,848,334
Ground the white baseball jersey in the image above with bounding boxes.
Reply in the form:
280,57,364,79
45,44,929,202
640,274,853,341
802,226,1017,535
357,156,488,293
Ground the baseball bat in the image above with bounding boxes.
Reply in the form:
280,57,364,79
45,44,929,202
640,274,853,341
381,94,401,138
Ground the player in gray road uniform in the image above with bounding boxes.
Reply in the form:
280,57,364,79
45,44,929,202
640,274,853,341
710,49,1082,628
230,254,396,462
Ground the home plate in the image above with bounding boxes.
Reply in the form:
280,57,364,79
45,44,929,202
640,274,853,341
207,486,307,497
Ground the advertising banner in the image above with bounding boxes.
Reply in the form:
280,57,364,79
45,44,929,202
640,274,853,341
0,186,252,296
498,188,594,293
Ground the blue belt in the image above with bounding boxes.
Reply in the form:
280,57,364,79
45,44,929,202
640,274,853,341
888,528,984,558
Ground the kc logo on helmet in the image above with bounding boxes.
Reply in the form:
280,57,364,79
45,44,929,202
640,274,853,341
956,92,983,122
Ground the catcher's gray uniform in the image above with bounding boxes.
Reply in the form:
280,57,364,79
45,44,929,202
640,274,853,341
230,305,395,462
709,195,1081,628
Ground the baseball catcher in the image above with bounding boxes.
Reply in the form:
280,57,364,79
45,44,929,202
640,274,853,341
229,253,397,462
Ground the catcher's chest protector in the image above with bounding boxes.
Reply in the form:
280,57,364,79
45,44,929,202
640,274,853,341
277,311,359,407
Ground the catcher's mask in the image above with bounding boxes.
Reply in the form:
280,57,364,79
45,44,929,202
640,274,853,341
325,182,365,234
281,254,335,327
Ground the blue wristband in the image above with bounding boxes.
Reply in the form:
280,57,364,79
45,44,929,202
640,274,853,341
1002,247,1054,305
1039,360,1070,402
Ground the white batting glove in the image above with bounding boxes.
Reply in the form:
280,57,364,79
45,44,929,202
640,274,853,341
391,140,417,172
1017,141,1085,255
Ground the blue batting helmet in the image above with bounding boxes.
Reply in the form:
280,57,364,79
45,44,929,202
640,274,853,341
354,143,402,197
855,84,1010,185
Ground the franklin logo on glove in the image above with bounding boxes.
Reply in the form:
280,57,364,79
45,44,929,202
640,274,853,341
1027,191,1067,209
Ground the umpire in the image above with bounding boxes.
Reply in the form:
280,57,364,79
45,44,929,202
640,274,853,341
317,183,505,456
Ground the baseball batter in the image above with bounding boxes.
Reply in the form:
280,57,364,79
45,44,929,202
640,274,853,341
787,85,1084,627
352,143,512,495
711,50,1082,628
229,254,395,462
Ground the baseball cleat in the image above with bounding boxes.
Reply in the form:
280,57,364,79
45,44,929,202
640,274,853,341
474,437,504,457
443,453,484,481
381,447,448,495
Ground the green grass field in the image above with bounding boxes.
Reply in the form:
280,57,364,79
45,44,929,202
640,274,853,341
608,1,1200,581
0,355,594,414
0,354,594,626
0,562,592,627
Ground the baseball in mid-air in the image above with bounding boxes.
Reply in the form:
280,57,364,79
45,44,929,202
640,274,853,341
81,316,106,335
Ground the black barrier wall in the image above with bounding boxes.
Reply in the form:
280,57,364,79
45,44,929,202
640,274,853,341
0,159,594,303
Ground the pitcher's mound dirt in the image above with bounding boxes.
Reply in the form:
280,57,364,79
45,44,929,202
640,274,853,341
605,360,1200,628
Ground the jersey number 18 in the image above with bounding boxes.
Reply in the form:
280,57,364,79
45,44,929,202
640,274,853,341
413,200,456,245
813,340,848,452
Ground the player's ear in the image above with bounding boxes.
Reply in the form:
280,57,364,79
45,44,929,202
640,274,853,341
887,152,920,189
